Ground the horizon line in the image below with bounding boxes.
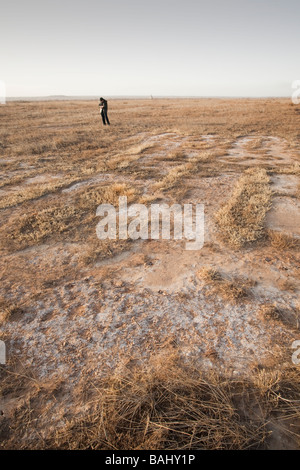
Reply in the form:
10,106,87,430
5,94,292,101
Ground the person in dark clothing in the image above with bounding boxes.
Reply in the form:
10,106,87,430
99,97,110,125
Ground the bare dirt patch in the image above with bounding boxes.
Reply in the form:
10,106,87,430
265,197,300,238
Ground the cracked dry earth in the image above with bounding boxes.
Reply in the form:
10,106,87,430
0,103,300,440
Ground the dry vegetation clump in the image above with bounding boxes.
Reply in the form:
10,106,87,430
196,266,222,282
1,183,137,252
79,238,133,265
0,177,84,210
197,266,254,301
277,163,300,176
105,144,153,171
8,203,78,247
152,147,215,193
75,182,136,211
3,354,300,450
50,363,261,450
215,168,272,247
0,301,14,324
258,303,300,330
163,149,187,161
258,303,283,322
277,279,297,293
153,162,194,192
216,279,254,301
267,230,300,250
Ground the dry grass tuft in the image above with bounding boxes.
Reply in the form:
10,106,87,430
106,142,156,170
258,303,283,321
197,266,222,282
0,302,15,324
197,266,254,301
153,163,194,192
258,303,300,330
215,168,272,247
217,279,253,301
3,353,300,450
267,230,300,250
52,362,258,450
277,163,300,176
75,183,137,211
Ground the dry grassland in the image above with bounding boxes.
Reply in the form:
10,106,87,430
0,98,300,449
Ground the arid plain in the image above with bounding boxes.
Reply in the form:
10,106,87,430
0,98,300,449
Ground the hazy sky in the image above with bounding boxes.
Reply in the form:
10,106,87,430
1,0,300,97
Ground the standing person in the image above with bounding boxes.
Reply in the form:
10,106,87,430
99,97,110,125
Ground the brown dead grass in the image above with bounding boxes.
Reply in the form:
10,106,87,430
76,182,136,210
197,266,255,301
277,279,297,293
1,183,137,252
258,303,300,330
197,266,223,282
0,301,14,324
267,230,300,250
106,141,157,171
2,353,300,450
277,163,300,176
215,167,272,247
153,162,195,192
0,177,82,210
258,303,283,322
80,238,133,265
9,204,77,246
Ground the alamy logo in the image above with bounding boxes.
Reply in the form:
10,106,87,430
292,80,300,105
96,196,204,250
292,340,300,365
0,340,6,364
